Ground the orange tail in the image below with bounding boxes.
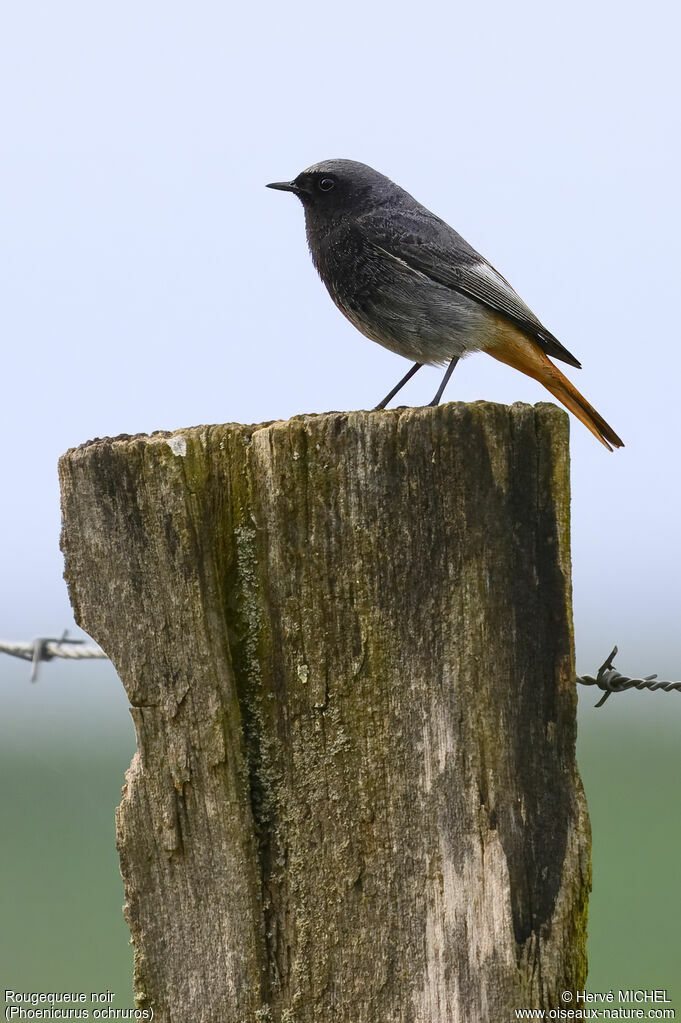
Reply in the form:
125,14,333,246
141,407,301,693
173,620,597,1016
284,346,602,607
484,328,624,451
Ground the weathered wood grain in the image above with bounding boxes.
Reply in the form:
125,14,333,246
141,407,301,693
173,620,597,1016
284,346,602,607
59,401,590,1023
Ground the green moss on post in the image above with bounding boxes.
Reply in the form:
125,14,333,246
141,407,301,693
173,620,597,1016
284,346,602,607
59,402,590,1023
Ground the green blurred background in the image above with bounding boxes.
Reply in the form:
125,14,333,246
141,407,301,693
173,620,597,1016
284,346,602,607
1,658,679,1012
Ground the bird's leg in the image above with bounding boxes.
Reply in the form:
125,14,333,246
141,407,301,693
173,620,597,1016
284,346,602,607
428,357,459,406
374,363,423,410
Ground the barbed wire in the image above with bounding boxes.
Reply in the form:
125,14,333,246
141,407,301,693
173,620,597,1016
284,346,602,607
1,634,680,707
0,631,107,683
576,645,681,707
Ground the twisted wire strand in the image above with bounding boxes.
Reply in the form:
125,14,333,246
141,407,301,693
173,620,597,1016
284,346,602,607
577,645,681,707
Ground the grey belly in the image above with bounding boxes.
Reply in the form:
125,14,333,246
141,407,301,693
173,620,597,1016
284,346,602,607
333,275,496,366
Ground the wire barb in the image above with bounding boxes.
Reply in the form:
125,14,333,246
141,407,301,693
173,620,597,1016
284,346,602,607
577,645,681,707
0,630,108,683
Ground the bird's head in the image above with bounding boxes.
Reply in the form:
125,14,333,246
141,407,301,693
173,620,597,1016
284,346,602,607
267,159,399,223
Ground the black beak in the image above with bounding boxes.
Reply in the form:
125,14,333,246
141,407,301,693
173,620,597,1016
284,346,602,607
266,180,299,193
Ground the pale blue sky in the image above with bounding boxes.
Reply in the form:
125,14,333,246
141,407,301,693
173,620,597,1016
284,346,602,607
1,0,679,703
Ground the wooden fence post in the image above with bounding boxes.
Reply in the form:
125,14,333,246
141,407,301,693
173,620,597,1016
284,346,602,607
59,401,590,1023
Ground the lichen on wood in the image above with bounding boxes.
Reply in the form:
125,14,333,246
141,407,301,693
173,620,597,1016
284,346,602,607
59,401,590,1023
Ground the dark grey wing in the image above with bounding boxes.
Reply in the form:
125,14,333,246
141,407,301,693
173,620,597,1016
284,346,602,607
357,206,582,369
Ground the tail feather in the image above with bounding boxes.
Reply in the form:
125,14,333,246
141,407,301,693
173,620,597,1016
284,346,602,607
484,329,624,451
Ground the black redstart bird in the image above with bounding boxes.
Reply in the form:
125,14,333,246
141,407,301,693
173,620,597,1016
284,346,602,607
267,159,623,450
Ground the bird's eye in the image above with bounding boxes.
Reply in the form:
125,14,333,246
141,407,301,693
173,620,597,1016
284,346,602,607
318,177,335,192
